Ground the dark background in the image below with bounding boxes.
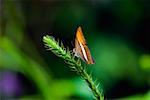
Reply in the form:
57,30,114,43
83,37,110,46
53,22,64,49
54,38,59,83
0,0,150,99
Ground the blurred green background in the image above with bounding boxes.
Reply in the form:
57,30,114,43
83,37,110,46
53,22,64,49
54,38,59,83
0,0,150,100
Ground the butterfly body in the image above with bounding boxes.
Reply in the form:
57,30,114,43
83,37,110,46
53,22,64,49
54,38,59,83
73,27,94,64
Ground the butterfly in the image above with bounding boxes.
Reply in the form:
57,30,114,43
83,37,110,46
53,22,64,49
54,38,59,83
73,26,95,64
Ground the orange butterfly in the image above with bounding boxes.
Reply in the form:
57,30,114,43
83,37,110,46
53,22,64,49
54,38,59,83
73,26,95,64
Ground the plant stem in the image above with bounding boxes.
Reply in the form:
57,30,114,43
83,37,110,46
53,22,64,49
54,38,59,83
68,59,103,100
43,35,104,100
82,69,102,99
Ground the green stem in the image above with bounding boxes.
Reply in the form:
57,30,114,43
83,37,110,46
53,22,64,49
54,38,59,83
83,70,102,100
43,35,104,100
68,59,103,100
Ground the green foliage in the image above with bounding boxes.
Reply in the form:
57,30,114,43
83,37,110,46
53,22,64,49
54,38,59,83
43,35,104,100
0,37,53,99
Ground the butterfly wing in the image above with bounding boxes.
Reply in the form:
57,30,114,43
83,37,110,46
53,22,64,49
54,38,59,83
76,26,86,45
75,26,95,64
74,38,87,62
